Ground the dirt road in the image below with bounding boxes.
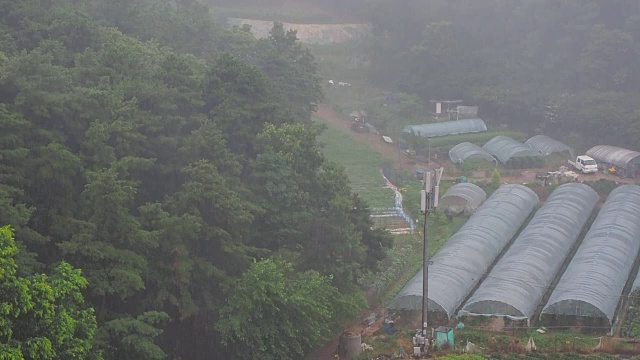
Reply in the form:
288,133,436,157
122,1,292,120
315,104,433,174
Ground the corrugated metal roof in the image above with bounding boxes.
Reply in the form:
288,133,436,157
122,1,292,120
586,145,640,169
482,136,541,164
389,185,538,317
403,119,487,138
541,185,640,324
525,135,573,157
449,142,495,164
459,183,598,320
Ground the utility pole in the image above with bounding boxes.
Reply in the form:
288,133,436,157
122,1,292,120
428,138,431,166
416,167,443,357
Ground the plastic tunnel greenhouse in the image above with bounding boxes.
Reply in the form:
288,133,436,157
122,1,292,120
482,136,542,167
389,185,538,317
439,183,487,216
525,135,573,157
449,142,496,164
541,185,640,325
403,119,487,138
459,183,599,321
586,145,640,177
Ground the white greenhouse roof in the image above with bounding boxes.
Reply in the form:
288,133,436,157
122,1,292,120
482,136,542,164
586,145,640,169
389,185,538,317
440,183,487,215
449,142,495,164
525,135,573,157
403,119,487,138
459,183,598,320
541,185,640,324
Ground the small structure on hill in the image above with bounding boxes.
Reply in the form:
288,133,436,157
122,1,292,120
430,99,463,119
434,327,455,350
456,105,479,118
586,145,640,178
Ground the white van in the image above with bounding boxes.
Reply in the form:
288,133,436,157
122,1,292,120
569,155,598,174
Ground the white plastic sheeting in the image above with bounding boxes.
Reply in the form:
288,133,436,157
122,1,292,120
449,142,496,164
525,135,573,157
483,136,541,164
541,185,640,324
381,169,415,233
389,185,538,317
459,183,598,320
440,183,487,215
403,119,487,138
586,145,640,169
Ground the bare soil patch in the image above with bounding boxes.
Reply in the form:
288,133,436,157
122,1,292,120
315,104,427,174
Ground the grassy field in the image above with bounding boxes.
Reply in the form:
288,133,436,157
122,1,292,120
318,121,395,209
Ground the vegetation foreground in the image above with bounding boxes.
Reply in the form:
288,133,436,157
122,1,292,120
0,0,394,359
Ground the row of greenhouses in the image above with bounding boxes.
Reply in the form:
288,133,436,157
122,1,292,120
449,135,571,168
390,184,539,317
391,183,640,328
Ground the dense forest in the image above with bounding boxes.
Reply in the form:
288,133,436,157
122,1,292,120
0,0,392,359
365,0,640,149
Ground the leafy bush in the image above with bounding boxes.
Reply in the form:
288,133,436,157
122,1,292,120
583,179,618,197
457,329,491,346
622,289,640,337
218,259,364,360
491,168,502,188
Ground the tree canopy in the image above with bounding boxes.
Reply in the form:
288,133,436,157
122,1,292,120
0,0,392,358
0,226,99,359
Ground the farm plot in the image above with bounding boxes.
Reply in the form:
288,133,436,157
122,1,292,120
318,123,412,233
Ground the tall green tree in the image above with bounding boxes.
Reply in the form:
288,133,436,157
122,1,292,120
0,1,390,358
217,259,362,360
58,160,156,311
0,225,100,359
255,23,323,119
